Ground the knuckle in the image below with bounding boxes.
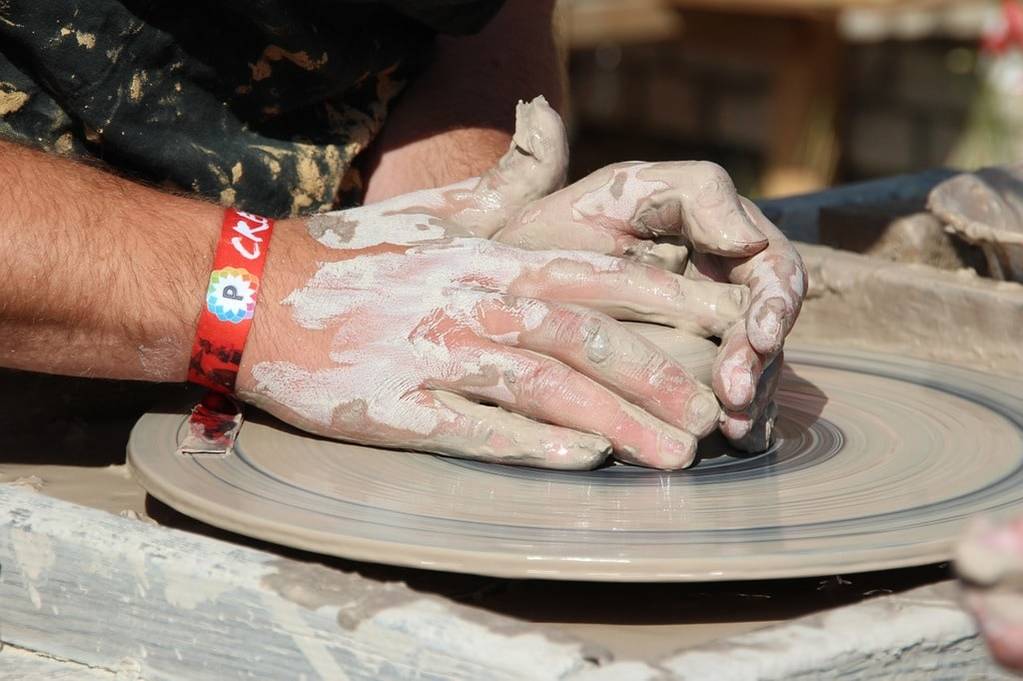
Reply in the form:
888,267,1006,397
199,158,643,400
521,361,576,401
544,306,585,341
609,160,641,172
698,163,733,189
689,163,735,210
694,160,729,181
642,356,674,384
580,314,615,364
461,237,511,264
468,238,499,258
493,292,520,310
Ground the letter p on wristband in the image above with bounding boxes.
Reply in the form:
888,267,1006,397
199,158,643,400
188,208,275,394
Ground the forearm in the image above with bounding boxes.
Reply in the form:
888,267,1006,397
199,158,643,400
362,0,563,202
0,141,221,381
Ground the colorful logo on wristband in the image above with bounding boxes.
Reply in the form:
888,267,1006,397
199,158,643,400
206,267,260,323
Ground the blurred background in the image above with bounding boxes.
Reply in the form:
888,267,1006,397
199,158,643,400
557,0,1023,197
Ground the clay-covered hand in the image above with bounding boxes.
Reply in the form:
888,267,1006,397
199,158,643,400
306,96,571,248
957,516,1023,673
237,166,752,470
238,236,748,470
494,158,806,453
688,199,806,452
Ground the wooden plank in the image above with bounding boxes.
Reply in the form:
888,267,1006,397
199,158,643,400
3,477,1013,680
0,645,118,680
0,485,621,681
658,582,1013,680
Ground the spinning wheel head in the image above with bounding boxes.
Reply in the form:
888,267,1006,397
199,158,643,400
129,346,1023,581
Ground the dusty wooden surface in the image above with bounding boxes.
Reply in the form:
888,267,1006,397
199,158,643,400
0,484,1012,680
0,646,119,680
660,582,1014,680
0,485,612,681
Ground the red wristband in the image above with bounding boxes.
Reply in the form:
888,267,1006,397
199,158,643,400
188,208,275,394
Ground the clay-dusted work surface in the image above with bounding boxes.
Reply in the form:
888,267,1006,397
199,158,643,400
129,345,1023,581
0,369,185,517
0,463,145,517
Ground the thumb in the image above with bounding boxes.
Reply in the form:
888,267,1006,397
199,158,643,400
631,162,768,256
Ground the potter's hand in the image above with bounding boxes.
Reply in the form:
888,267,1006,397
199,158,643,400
311,96,569,248
256,98,751,470
494,161,806,452
690,199,806,452
957,516,1023,673
238,226,750,470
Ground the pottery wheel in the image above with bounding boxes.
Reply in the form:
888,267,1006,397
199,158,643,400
129,344,1023,581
